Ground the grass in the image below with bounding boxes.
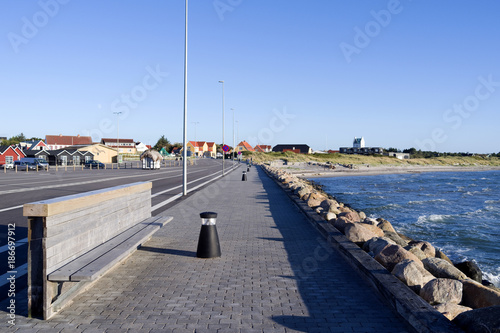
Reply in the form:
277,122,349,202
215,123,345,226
243,151,500,167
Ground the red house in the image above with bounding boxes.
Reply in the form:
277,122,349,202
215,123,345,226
0,146,24,166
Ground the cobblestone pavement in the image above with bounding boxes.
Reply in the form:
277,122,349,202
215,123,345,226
4,165,414,332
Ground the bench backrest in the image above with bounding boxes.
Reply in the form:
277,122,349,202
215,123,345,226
24,182,152,275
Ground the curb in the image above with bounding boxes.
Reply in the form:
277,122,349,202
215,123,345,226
261,166,463,333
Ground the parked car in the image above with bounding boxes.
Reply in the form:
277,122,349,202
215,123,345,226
85,160,105,169
20,157,49,170
14,160,37,171
1,162,14,169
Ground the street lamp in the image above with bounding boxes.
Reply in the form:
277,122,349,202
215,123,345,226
218,80,225,175
113,111,122,168
231,108,235,165
182,0,188,195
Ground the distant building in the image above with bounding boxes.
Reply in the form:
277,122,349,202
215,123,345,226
254,145,272,152
101,138,137,154
186,141,217,157
272,144,312,154
386,152,410,160
78,144,117,163
236,141,254,152
46,134,93,150
0,146,24,166
340,137,383,155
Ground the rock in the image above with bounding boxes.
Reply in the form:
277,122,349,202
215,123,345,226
375,244,423,272
362,217,379,226
338,211,361,223
433,303,472,321
392,259,435,293
363,237,396,257
453,305,500,333
338,206,352,214
307,192,325,208
461,279,500,309
422,258,468,280
331,217,354,234
455,261,483,283
404,246,428,261
420,278,463,305
435,248,454,264
297,187,311,200
324,212,336,221
398,233,415,243
383,231,409,247
377,218,397,233
407,241,436,258
358,211,367,220
344,223,384,245
319,199,337,212
315,207,323,215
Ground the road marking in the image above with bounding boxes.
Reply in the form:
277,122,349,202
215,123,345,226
0,237,28,253
0,263,28,287
0,205,23,213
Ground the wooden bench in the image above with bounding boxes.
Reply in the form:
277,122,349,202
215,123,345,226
24,182,172,319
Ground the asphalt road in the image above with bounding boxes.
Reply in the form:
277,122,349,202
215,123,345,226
0,158,241,302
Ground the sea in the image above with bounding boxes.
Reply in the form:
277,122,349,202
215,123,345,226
312,170,500,287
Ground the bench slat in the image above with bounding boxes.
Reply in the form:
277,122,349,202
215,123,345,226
48,216,172,282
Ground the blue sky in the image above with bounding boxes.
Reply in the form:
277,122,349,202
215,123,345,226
1,1,499,153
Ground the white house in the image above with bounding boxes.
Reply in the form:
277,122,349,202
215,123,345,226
353,137,365,148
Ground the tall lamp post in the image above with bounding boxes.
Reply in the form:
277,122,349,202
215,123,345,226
113,111,122,168
218,80,225,175
231,108,235,166
182,0,188,195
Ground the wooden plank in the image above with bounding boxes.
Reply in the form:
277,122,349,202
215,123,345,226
48,216,172,282
23,182,152,217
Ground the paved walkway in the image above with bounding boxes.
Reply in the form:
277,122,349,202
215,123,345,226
5,165,414,332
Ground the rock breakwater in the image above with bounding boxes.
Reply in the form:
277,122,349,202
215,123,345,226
263,164,500,332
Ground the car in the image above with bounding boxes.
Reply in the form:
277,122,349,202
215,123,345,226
14,160,37,171
1,162,14,169
85,160,105,169
20,157,49,170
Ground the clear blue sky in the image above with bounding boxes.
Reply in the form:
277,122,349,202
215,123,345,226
1,1,499,153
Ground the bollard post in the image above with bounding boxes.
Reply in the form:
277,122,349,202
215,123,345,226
242,171,247,181
196,212,221,258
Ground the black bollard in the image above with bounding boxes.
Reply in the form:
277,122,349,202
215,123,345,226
196,212,221,258
242,171,247,181
247,167,250,172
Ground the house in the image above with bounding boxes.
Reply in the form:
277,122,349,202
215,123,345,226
254,145,272,153
12,146,26,159
205,142,217,158
101,138,137,154
19,140,48,151
272,144,311,154
24,148,50,161
236,141,254,152
45,134,93,150
340,137,383,155
77,144,117,163
187,141,208,157
386,152,410,160
0,146,24,166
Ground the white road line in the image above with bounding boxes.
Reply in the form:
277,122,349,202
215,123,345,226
0,263,28,287
0,237,28,253
0,205,23,213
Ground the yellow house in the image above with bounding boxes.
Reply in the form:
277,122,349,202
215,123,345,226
187,141,208,157
78,144,118,163
205,142,217,158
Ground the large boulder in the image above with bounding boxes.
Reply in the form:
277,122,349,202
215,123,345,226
392,259,435,293
297,187,312,200
383,231,410,247
455,261,483,283
407,241,436,258
362,217,379,226
420,278,463,305
324,212,336,222
422,257,468,280
344,223,384,245
435,248,454,264
363,237,396,257
307,192,326,208
433,303,472,321
453,305,500,333
404,246,428,261
331,217,354,234
319,199,338,212
461,279,500,309
376,218,397,233
338,211,361,223
375,244,423,272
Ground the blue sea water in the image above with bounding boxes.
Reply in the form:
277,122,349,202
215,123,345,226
312,170,500,287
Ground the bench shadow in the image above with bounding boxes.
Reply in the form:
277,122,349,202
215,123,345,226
138,246,196,257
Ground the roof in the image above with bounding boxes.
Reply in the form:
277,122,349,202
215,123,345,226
353,137,363,144
101,138,135,144
0,145,16,154
237,141,254,151
272,144,311,154
254,145,271,152
46,135,92,146
140,149,163,161
188,141,207,148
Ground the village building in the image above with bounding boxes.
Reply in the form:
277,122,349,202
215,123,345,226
78,144,117,163
254,145,272,152
340,137,384,155
101,138,137,154
272,144,312,154
45,134,93,150
236,141,254,152
0,145,25,166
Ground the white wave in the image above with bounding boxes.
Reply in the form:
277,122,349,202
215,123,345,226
369,195,385,199
417,214,453,223
482,187,492,192
485,199,500,204
483,272,500,288
408,198,447,205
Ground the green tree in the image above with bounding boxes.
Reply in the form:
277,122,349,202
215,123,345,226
2,133,27,145
154,135,172,151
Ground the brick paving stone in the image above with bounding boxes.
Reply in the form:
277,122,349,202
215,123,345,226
4,165,415,332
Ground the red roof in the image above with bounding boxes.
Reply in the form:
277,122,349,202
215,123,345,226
46,135,92,146
102,138,135,144
237,141,254,151
254,145,271,152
